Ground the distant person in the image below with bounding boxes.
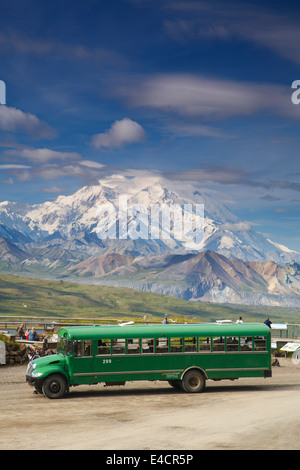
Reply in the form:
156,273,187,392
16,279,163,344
162,316,169,324
28,327,40,341
236,317,243,324
264,318,272,329
17,323,26,339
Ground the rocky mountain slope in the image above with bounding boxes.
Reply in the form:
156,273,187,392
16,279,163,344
65,250,300,307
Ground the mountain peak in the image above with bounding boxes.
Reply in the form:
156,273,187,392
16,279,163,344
0,175,298,264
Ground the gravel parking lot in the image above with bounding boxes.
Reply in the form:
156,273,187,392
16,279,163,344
1,358,300,450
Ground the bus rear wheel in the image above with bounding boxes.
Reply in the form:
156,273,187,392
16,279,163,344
42,374,68,399
181,370,206,393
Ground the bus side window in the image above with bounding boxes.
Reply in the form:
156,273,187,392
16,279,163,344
240,337,252,351
83,340,93,356
74,340,93,357
254,336,266,351
112,339,126,355
198,337,210,352
170,337,183,353
226,337,239,352
212,337,225,352
97,339,111,355
184,337,197,352
142,339,154,353
156,337,168,353
74,341,81,357
127,338,140,354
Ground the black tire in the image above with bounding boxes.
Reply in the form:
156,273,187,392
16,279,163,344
42,374,68,399
181,369,206,393
34,382,43,394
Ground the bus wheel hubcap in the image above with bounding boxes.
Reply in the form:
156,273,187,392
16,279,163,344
50,382,60,393
189,376,200,389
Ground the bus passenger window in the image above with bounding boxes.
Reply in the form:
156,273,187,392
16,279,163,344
226,337,239,352
184,337,197,352
97,339,111,355
112,339,126,355
142,339,154,353
254,336,266,351
198,337,210,352
240,337,252,351
74,340,93,357
156,337,169,353
74,341,81,357
212,337,225,352
127,339,140,354
170,337,183,353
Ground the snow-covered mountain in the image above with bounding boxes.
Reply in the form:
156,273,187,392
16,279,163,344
0,172,299,264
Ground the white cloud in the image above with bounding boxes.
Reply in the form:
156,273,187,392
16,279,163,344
163,1,300,65
91,118,146,149
0,164,31,169
114,74,297,121
164,165,250,184
41,186,66,194
80,160,105,169
164,121,237,138
0,31,124,66
0,106,56,139
40,186,67,193
0,177,13,185
12,162,108,183
5,147,81,163
221,221,253,231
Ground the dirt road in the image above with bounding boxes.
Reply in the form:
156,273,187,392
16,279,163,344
1,359,300,450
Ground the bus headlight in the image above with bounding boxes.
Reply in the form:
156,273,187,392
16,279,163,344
32,372,43,377
26,361,36,376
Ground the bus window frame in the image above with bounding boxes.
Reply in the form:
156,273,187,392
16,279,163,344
127,338,140,355
226,337,239,352
141,338,154,354
112,338,126,355
75,333,269,357
170,337,183,353
184,337,198,353
212,336,225,352
73,340,93,358
198,337,211,353
253,336,267,352
97,339,112,356
156,337,169,354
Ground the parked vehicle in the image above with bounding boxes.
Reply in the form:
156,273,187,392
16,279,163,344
26,322,272,399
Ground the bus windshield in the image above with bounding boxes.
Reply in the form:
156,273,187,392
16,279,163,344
57,337,73,356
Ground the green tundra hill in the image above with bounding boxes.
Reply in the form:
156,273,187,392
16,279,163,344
0,273,299,324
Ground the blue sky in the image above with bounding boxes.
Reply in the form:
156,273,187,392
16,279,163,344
0,0,300,250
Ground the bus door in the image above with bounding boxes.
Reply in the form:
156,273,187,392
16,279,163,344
71,340,94,383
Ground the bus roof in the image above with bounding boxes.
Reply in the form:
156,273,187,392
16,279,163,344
58,322,271,341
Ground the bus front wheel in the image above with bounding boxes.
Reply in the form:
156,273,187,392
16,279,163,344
181,370,206,393
42,374,69,399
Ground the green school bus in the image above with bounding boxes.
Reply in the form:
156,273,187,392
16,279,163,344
26,322,272,399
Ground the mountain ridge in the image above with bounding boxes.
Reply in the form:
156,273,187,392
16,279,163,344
0,175,299,307
0,175,299,264
63,249,300,307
